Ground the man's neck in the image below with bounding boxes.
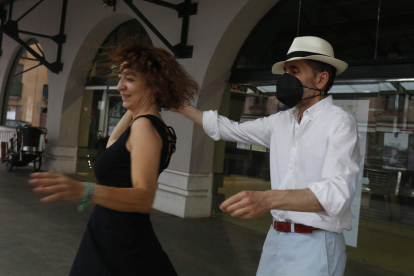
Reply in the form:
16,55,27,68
296,95,327,123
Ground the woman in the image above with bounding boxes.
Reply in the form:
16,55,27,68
29,42,199,275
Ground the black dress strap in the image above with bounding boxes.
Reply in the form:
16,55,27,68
130,114,176,173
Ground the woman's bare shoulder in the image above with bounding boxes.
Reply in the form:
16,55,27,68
126,117,162,152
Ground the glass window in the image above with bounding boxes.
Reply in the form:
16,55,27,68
1,40,48,128
213,85,277,232
331,80,414,275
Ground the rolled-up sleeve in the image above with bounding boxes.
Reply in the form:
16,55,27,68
308,114,362,218
202,110,273,148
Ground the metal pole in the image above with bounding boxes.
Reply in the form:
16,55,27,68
56,0,68,66
16,0,45,22
374,0,381,60
18,30,54,40
142,0,177,10
123,0,175,53
180,0,190,46
8,0,13,21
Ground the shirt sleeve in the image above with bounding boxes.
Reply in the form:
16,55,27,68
202,110,273,148
308,114,362,218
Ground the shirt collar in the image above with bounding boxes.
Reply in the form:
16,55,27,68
289,95,333,120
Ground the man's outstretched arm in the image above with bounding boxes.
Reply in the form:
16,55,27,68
176,105,203,126
174,105,273,148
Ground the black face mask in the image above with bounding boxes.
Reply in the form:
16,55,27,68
276,73,326,108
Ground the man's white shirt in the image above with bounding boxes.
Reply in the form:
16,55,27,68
202,96,362,233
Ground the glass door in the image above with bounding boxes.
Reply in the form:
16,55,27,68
76,88,126,179
330,79,414,275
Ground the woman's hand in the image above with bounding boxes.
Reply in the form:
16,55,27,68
29,172,85,203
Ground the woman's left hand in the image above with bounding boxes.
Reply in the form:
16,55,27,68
29,173,85,203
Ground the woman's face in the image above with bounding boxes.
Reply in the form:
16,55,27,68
116,69,153,110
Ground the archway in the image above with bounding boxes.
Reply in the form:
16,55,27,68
73,19,152,179
1,39,49,129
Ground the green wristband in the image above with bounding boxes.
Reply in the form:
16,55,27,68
77,182,95,212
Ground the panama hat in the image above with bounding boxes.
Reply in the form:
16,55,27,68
271,36,348,75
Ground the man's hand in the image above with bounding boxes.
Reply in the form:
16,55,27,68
220,191,271,219
169,105,203,127
221,189,325,218
168,108,182,113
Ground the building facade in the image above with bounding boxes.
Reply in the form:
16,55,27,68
0,0,413,275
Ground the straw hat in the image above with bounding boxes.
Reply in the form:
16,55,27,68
271,36,348,75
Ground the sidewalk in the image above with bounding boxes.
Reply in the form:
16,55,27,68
0,165,403,276
0,165,264,276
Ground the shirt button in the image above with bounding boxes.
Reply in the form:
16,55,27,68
294,144,297,148
290,166,293,170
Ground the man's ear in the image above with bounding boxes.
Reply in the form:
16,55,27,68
316,71,329,91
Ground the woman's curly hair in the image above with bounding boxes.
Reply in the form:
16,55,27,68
98,42,199,109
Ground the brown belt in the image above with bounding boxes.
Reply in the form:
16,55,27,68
272,221,322,233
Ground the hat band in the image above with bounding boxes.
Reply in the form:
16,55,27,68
286,51,329,60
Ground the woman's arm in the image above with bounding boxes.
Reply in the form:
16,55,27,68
29,117,163,213
93,117,162,212
106,110,134,148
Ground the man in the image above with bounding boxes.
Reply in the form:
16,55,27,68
175,36,361,276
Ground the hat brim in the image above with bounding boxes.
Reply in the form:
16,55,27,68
271,55,348,75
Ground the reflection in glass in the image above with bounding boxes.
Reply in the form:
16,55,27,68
1,40,48,127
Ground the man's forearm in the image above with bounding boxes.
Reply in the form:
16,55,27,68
179,105,203,127
265,189,324,213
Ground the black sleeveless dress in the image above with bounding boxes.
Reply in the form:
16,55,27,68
70,115,178,276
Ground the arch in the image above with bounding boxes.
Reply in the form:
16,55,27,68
187,0,279,174
57,15,152,148
87,18,153,86
1,38,49,128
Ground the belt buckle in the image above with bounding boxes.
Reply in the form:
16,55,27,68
282,222,291,232
274,221,290,232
